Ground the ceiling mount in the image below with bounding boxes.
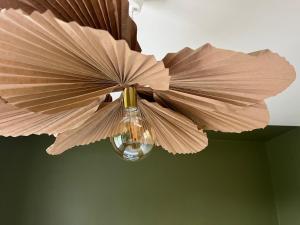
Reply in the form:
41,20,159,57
129,0,144,15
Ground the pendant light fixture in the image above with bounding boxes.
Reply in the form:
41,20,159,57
0,0,296,161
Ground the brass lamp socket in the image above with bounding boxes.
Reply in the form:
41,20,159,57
123,87,137,109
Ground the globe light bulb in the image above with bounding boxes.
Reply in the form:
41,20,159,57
110,87,154,162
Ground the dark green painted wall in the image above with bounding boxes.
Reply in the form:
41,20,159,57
0,135,278,225
266,128,300,225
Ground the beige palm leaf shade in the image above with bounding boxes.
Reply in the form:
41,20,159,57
0,3,296,156
0,0,141,51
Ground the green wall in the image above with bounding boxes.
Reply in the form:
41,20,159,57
266,128,300,225
0,135,278,225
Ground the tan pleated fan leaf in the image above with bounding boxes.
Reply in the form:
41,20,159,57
0,9,169,114
47,99,123,155
155,90,269,132
163,44,296,107
138,99,208,154
0,0,141,51
0,97,104,137
153,44,296,133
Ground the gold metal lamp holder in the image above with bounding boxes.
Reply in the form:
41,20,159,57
123,87,137,109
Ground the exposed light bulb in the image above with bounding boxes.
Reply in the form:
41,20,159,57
110,87,154,162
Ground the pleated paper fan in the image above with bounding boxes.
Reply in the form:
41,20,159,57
153,44,295,133
0,9,169,114
0,96,103,137
0,0,141,51
0,2,296,161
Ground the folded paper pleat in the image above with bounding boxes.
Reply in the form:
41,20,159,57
0,9,169,113
155,44,295,133
0,97,104,136
0,0,141,51
46,99,123,155
163,44,295,106
155,90,269,132
138,99,208,154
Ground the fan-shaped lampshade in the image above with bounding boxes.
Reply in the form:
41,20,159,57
0,5,296,156
0,0,141,51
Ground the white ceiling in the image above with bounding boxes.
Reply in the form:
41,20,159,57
133,0,300,126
